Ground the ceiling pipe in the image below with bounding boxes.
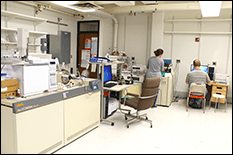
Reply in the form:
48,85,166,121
112,17,118,52
14,1,83,19
93,9,119,52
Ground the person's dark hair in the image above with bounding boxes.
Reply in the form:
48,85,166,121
154,48,164,56
193,59,201,67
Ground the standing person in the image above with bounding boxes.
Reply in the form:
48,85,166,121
146,48,164,78
146,48,164,107
185,59,213,108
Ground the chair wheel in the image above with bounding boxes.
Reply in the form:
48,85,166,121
128,111,130,115
111,123,114,126
150,124,153,128
125,116,127,120
146,117,148,120
127,125,129,128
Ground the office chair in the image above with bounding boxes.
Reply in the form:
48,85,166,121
186,82,206,113
122,77,160,128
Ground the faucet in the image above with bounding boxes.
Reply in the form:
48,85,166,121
77,66,88,91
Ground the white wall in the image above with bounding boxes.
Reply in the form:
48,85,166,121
114,10,232,102
151,11,164,56
162,10,232,101
114,13,152,65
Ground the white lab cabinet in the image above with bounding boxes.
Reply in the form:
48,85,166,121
156,76,173,106
64,91,100,145
1,101,64,154
1,79,101,154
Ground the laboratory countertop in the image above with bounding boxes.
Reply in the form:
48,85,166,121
1,78,101,113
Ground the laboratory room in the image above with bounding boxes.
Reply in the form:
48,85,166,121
1,1,232,154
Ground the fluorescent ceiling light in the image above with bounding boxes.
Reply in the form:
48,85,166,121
199,1,222,17
51,1,95,12
52,1,77,5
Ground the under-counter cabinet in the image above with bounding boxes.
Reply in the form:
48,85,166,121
1,79,102,154
210,83,229,104
64,91,100,145
1,100,64,154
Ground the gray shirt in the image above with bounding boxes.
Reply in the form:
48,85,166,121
186,68,210,89
146,56,164,78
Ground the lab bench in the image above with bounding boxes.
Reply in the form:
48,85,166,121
1,78,101,154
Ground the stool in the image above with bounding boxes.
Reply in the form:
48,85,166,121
209,94,227,112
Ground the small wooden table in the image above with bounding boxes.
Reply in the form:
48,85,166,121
210,82,229,104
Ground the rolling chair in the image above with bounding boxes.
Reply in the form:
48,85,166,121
122,77,160,128
186,82,206,113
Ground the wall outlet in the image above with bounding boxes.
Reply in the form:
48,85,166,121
176,59,181,63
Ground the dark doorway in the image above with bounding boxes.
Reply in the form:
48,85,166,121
77,20,99,78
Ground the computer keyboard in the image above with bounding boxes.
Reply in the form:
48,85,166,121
104,83,117,88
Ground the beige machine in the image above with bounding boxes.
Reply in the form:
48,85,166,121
156,76,173,106
121,76,173,107
1,78,101,154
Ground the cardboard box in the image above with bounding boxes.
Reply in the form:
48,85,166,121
1,79,19,99
1,91,17,99
1,78,18,87
1,84,19,93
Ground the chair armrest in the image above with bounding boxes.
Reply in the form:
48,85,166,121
126,92,140,97
138,93,158,100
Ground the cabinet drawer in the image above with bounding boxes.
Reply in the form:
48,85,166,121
212,85,227,92
211,90,226,103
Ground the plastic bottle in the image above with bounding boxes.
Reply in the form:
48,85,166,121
122,76,126,84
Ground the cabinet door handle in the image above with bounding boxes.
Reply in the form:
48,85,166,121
217,87,222,89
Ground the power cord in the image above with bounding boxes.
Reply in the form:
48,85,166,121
172,62,182,102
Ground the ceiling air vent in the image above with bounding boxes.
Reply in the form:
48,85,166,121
71,2,103,9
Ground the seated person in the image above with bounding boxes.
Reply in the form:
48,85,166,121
185,59,213,108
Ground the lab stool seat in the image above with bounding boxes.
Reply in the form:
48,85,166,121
209,94,227,112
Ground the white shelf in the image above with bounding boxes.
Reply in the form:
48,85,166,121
1,27,47,37
1,42,41,46
164,31,232,35
1,10,47,24
28,43,42,46
1,42,17,45
1,27,16,32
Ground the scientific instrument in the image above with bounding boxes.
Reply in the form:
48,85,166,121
214,73,229,84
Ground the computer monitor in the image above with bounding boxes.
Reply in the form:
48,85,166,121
164,59,172,73
190,64,208,73
103,65,113,83
163,59,172,66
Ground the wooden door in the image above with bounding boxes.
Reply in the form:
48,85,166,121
78,33,98,78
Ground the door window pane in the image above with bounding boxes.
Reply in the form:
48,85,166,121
79,22,98,32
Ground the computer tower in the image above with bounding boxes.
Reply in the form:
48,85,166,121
208,66,215,81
